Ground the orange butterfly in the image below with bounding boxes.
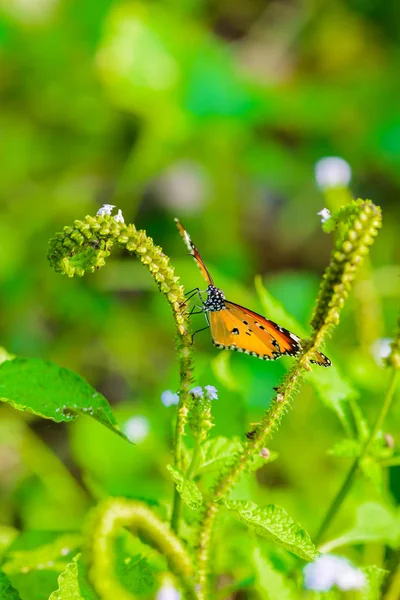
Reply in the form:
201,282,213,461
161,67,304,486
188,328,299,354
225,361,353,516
175,219,331,367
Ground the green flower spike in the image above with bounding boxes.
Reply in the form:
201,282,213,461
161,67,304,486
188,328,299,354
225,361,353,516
48,206,194,525
84,498,197,600
195,199,382,600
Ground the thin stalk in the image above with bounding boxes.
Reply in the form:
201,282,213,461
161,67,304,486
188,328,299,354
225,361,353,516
316,369,400,546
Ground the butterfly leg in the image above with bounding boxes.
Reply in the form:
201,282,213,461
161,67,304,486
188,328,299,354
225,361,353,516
191,310,210,342
179,288,205,310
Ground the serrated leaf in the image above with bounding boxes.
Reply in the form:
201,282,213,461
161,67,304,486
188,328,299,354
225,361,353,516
116,553,155,596
166,465,203,510
0,358,129,442
49,555,99,600
199,436,243,472
0,569,22,600
252,546,298,600
322,503,400,552
225,500,318,561
255,276,357,435
361,566,388,600
3,534,81,574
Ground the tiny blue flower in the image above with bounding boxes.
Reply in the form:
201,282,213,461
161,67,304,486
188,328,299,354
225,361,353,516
114,209,125,224
317,208,331,224
190,386,204,399
204,385,218,400
161,390,179,407
123,415,149,443
304,554,366,592
97,204,115,217
156,585,180,600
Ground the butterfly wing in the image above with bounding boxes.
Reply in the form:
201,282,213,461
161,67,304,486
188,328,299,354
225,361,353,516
175,218,214,285
209,301,301,360
210,301,331,366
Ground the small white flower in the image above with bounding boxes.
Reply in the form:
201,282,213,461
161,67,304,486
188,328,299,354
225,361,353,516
190,386,204,399
304,555,366,592
114,209,125,224
204,385,218,400
161,390,179,407
97,204,115,217
156,585,180,600
317,208,332,224
371,337,393,365
315,157,352,189
123,415,149,443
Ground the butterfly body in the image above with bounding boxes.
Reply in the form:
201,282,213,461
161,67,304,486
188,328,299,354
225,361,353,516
175,219,331,367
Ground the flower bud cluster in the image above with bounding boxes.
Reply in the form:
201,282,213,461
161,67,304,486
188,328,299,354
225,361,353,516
311,199,382,334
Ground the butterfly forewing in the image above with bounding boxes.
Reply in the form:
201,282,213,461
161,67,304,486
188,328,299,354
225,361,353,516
210,301,301,360
175,219,214,285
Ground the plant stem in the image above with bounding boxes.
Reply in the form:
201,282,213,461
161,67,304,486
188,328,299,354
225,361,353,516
315,369,400,546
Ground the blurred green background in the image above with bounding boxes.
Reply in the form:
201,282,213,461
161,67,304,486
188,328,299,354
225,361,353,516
1,0,400,595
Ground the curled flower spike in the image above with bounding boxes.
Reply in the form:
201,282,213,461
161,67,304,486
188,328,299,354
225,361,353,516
303,555,366,592
84,499,196,600
48,207,195,533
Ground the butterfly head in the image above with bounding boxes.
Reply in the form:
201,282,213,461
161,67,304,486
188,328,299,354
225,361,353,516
204,285,226,312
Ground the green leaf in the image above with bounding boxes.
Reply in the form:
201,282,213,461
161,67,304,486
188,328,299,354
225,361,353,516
321,503,400,552
0,357,129,442
3,534,81,574
116,553,155,596
199,436,243,472
198,436,278,475
0,570,22,600
252,546,298,600
49,555,99,600
255,276,357,435
328,439,361,458
361,566,388,600
225,500,318,561
166,465,203,510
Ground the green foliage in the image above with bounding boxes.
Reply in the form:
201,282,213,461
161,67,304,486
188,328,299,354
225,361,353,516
49,555,99,600
0,357,128,441
225,500,319,561
166,465,203,510
0,570,22,600
2,2,400,597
